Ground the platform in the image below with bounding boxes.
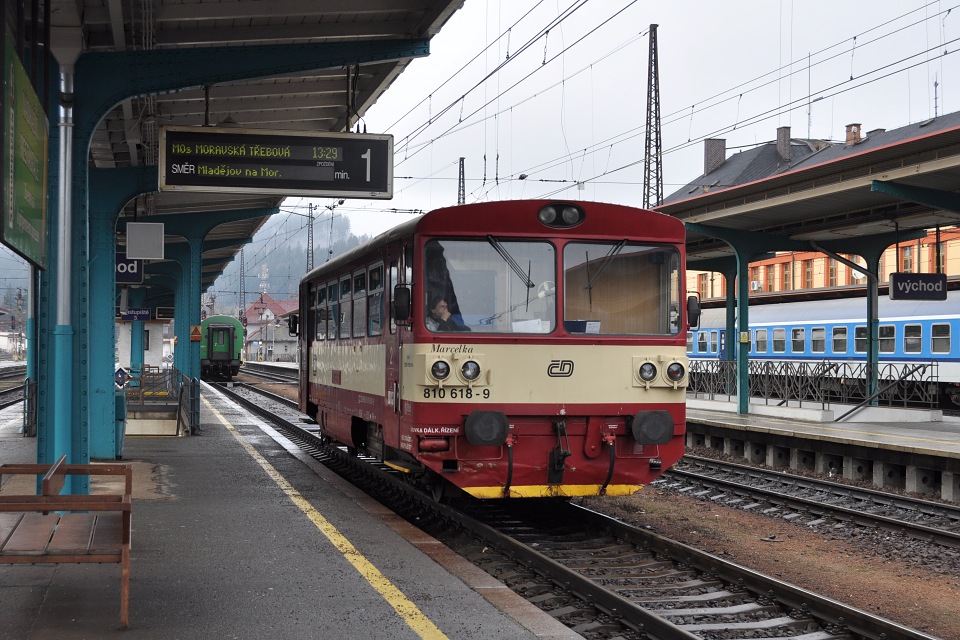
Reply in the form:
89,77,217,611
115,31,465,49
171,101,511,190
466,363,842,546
0,388,579,639
686,399,960,502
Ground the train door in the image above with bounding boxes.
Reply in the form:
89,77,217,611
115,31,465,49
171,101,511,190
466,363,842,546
382,257,402,441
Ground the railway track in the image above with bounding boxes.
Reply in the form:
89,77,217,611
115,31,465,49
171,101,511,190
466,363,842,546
659,456,960,553
238,362,298,383
0,365,27,410
213,381,940,640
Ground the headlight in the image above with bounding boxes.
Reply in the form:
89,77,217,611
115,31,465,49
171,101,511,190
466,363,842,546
638,362,657,381
538,206,558,225
460,360,481,381
666,362,685,382
431,360,451,380
561,205,581,224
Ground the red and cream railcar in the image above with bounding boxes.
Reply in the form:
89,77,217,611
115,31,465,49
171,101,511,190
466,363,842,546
296,200,699,499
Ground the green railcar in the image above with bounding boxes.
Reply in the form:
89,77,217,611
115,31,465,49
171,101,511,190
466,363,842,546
199,315,244,380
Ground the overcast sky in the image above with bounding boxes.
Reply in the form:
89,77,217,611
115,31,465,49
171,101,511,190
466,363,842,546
5,1,956,291
286,0,959,238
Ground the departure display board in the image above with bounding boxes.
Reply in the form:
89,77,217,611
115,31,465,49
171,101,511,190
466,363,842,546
159,126,393,199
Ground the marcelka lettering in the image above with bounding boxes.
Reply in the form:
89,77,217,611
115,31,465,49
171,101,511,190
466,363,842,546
430,344,474,353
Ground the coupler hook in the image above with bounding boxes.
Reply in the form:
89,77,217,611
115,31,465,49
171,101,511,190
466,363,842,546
547,420,571,484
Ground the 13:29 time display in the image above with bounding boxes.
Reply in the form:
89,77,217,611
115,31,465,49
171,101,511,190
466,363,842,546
312,146,342,160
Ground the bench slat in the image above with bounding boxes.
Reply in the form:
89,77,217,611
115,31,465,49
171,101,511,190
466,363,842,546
0,513,25,551
47,514,97,554
90,514,124,554
2,513,57,555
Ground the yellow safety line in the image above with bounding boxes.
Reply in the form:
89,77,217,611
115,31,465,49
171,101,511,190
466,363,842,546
203,397,448,640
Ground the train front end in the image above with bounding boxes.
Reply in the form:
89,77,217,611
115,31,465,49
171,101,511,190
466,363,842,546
403,201,693,499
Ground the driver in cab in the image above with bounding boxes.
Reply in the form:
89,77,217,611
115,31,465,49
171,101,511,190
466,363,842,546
426,296,470,332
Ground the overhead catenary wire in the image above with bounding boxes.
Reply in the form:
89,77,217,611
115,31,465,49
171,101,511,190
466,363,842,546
387,1,956,202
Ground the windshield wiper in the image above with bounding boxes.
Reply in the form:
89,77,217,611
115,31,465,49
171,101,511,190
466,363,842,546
487,235,535,288
584,240,626,306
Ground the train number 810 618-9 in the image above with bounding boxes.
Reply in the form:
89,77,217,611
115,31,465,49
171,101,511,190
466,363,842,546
423,388,491,400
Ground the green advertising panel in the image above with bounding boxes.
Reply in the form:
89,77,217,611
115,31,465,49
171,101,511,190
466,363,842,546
2,27,48,269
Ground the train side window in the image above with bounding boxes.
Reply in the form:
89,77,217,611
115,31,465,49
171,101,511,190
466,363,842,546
854,326,867,353
697,332,707,352
772,328,786,353
832,326,847,353
754,328,767,353
811,327,825,353
879,324,895,353
709,330,718,353
327,282,339,339
932,323,951,354
686,331,693,353
369,264,384,336
903,324,922,354
340,277,352,338
315,287,326,340
791,327,805,353
353,271,367,338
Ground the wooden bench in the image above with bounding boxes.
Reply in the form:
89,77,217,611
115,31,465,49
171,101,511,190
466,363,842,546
0,455,133,629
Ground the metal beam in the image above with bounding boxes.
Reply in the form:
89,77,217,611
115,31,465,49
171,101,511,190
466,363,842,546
871,180,960,214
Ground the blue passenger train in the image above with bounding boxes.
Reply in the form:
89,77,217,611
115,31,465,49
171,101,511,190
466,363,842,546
687,290,960,404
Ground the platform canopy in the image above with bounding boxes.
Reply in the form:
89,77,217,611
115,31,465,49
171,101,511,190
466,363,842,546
46,0,464,293
657,113,960,264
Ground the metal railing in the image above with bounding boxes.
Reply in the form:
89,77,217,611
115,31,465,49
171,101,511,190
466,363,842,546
175,373,200,436
688,359,939,409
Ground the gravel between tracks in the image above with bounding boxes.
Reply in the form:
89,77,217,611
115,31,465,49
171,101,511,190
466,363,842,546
243,379,960,639
582,488,960,639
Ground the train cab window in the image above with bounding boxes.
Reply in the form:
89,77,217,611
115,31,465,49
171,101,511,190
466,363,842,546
854,326,867,353
563,242,681,335
327,282,339,339
791,327,805,353
932,323,951,354
315,287,326,340
353,271,367,338
879,325,895,353
697,331,708,353
754,328,768,353
903,324,922,354
811,327,826,354
368,265,384,336
339,277,352,338
773,328,786,353
832,326,847,354
425,238,555,333
709,330,718,353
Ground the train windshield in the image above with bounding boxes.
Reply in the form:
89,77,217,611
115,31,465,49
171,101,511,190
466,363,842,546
563,242,681,335
424,239,556,333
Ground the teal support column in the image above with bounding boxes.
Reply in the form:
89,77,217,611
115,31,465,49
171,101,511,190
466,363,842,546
164,240,203,382
86,168,159,459
686,224,806,415
734,252,752,414
812,229,923,404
